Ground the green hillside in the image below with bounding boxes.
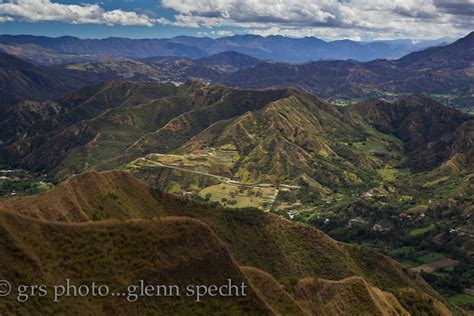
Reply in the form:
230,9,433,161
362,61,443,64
1,80,472,313
0,170,457,315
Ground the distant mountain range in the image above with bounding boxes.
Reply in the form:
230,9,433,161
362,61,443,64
0,52,109,104
219,32,473,110
1,32,471,111
0,33,453,64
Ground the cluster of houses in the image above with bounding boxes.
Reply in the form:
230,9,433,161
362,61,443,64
347,217,391,232
399,212,426,221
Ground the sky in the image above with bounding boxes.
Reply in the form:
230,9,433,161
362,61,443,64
0,0,472,41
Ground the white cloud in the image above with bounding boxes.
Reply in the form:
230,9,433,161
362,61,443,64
0,0,155,26
0,0,472,39
198,29,235,37
160,0,474,39
0,15,13,22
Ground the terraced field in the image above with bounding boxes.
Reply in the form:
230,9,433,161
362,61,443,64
412,258,457,273
128,149,292,211
199,183,278,211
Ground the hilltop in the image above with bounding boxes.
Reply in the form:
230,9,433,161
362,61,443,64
2,81,471,189
349,95,472,171
196,51,261,72
0,170,163,222
0,211,271,314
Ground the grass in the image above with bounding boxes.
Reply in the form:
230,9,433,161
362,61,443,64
389,246,415,256
417,252,446,264
405,205,428,215
142,148,239,178
148,153,188,165
199,183,277,210
400,260,421,268
423,176,449,188
0,211,269,315
0,171,165,222
449,294,474,305
353,140,388,154
409,224,435,236
211,146,240,167
389,248,446,268
378,167,399,182
241,267,305,315
0,178,53,197
0,170,453,315
359,123,403,145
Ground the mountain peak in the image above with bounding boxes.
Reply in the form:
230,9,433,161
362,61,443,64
196,51,261,72
399,93,440,104
448,30,474,48
463,31,474,40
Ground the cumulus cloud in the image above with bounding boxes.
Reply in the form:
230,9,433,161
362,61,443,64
160,0,474,39
0,0,472,39
0,15,13,22
433,0,474,16
0,0,155,26
198,29,235,37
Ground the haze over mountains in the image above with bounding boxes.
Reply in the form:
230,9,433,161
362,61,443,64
219,32,474,110
1,32,471,111
0,52,108,104
0,33,452,64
